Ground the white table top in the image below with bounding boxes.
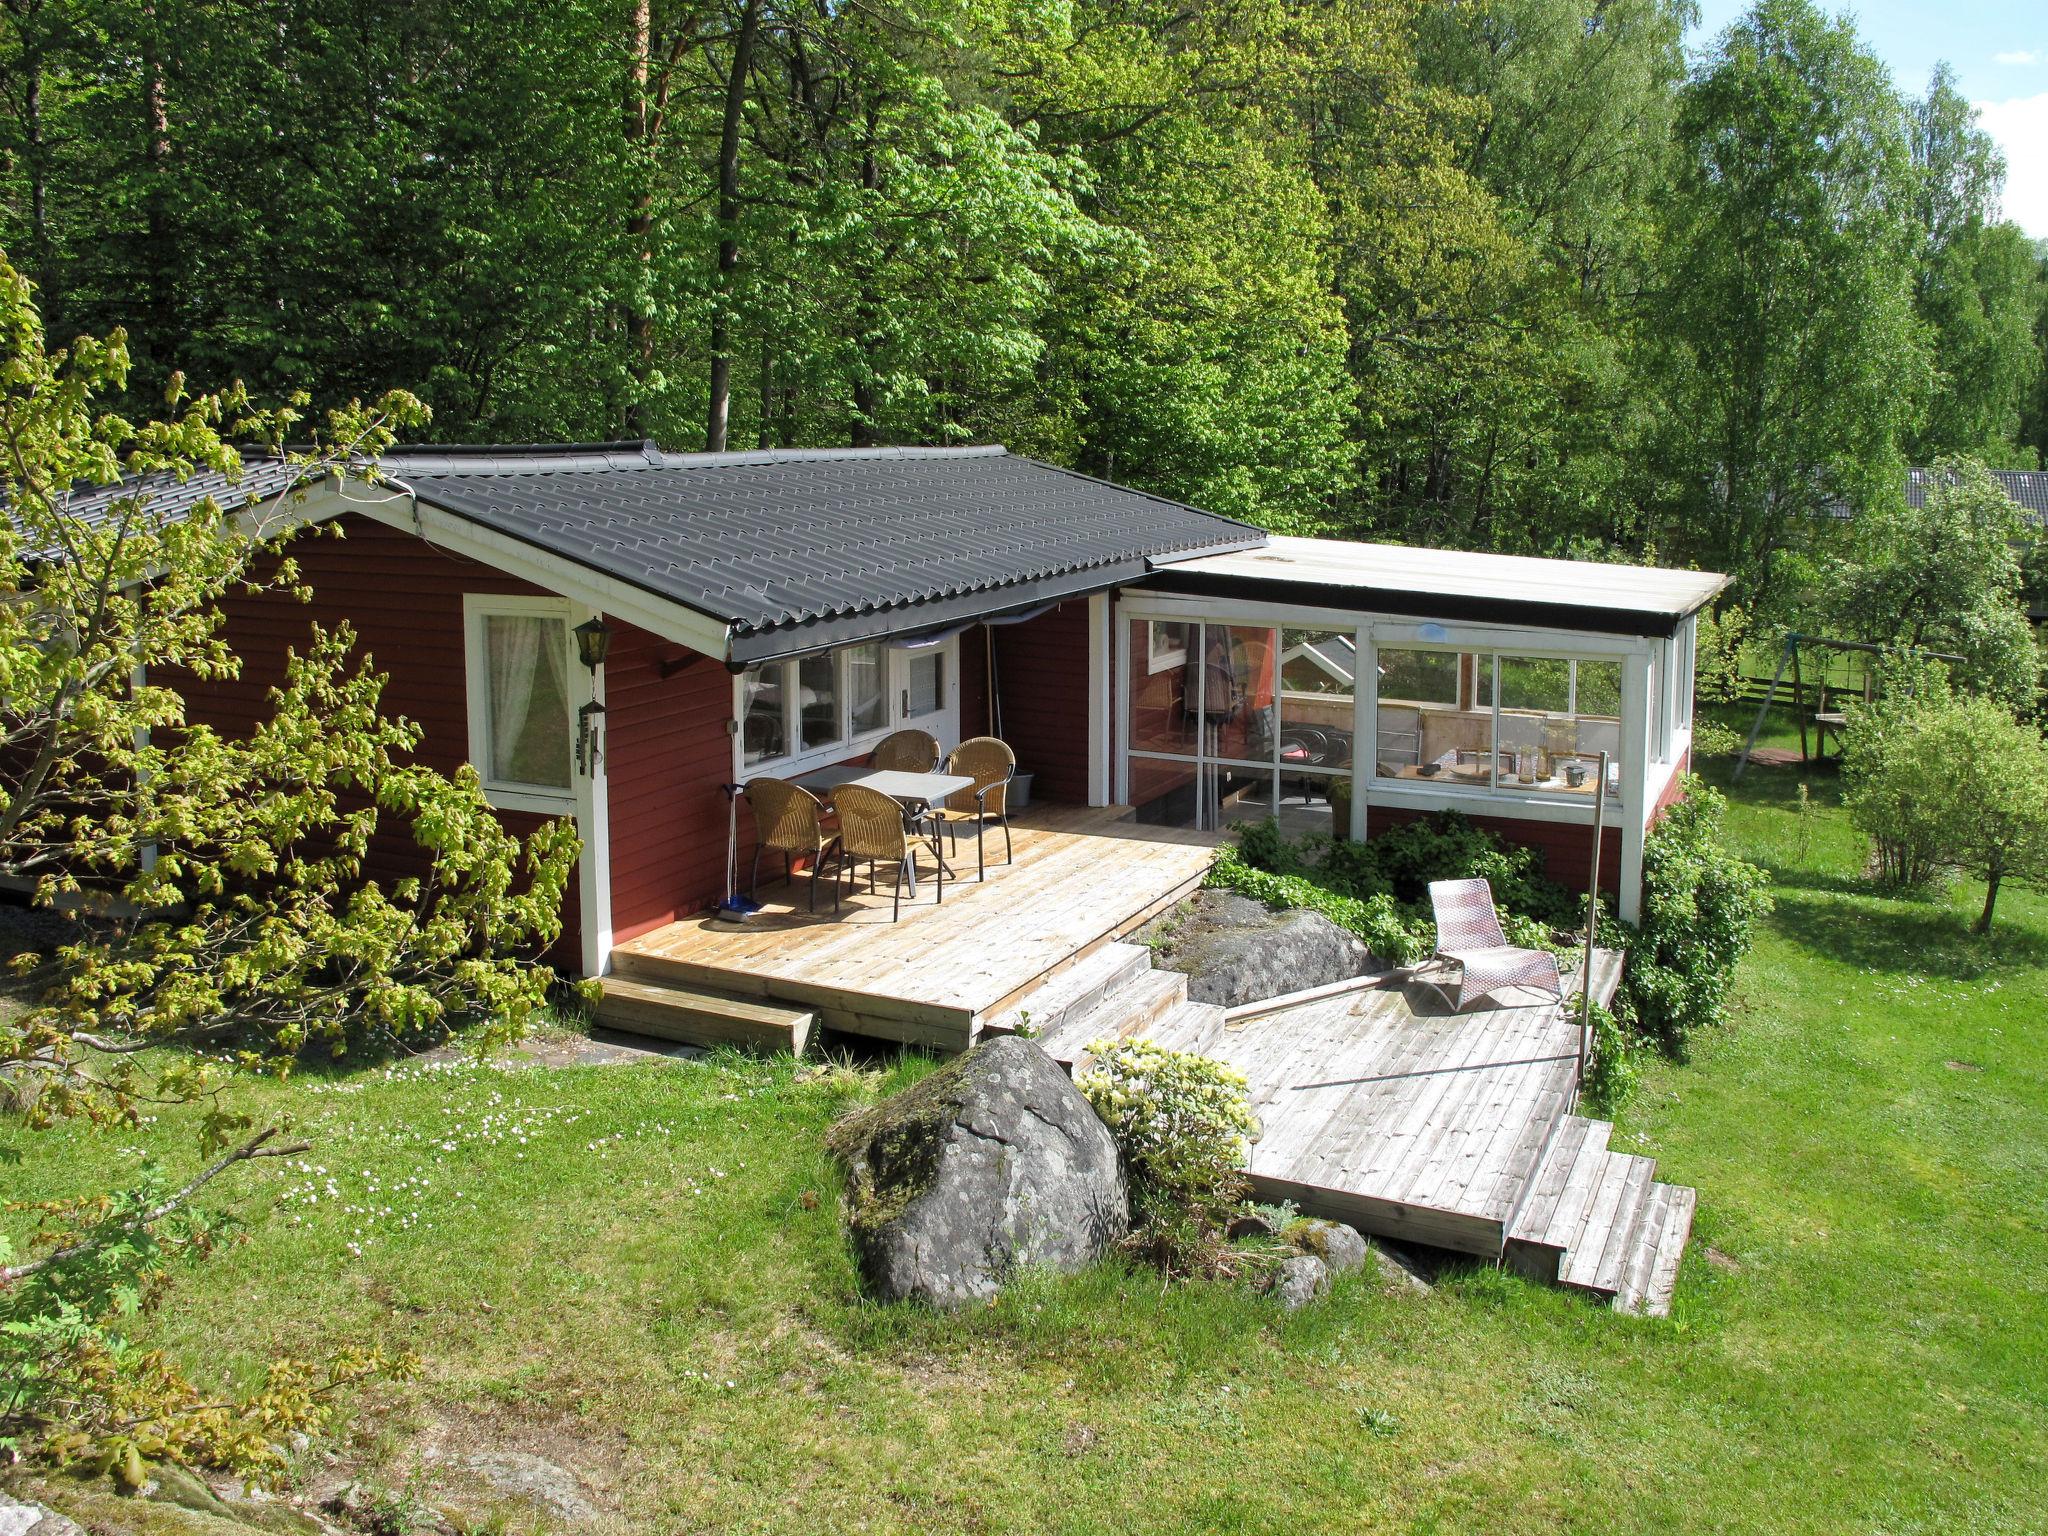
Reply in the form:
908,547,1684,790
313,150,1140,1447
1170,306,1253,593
794,766,973,804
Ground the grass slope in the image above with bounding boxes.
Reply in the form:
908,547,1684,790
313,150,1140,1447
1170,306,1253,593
5,734,2045,1534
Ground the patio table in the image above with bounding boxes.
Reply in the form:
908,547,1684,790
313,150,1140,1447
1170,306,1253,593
791,766,974,894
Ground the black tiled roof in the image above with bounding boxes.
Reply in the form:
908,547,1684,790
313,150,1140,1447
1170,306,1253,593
43,442,1264,663
380,443,1263,662
1824,467,2048,526
39,454,315,532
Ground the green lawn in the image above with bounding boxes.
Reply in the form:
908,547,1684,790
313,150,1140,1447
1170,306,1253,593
6,734,2046,1534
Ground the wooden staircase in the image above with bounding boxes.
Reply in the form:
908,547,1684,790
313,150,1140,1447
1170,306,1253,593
1503,1115,1695,1316
991,947,1695,1318
982,942,1228,1073
597,959,815,1057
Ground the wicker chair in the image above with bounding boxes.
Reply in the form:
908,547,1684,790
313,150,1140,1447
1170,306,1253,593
871,728,941,773
928,736,1016,881
1422,878,1561,1012
743,777,841,912
834,783,944,921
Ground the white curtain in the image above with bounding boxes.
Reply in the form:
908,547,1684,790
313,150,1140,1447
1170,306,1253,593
487,615,570,787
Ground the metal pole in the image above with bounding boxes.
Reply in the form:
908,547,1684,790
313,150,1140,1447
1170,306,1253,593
1577,749,1609,1093
1733,636,1793,782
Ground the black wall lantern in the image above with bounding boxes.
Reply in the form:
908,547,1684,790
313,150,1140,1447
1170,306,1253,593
573,616,611,671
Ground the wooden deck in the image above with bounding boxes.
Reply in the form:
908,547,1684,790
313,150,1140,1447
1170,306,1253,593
1137,971,1591,1256
609,804,1219,1050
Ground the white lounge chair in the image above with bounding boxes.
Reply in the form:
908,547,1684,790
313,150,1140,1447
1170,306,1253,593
1422,878,1563,1012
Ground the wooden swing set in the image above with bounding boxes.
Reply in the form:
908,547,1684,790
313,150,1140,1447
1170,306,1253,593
1732,632,1965,779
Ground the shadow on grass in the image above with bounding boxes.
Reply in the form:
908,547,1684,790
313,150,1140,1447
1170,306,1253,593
1767,886,2048,979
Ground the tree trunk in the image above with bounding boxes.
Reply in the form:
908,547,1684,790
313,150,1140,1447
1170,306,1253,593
139,0,174,371
704,0,761,453
622,0,655,436
849,137,880,447
1975,866,2001,934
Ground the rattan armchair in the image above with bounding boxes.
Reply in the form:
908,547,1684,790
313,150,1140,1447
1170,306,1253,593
871,728,941,773
743,777,841,912
834,783,944,921
928,736,1016,881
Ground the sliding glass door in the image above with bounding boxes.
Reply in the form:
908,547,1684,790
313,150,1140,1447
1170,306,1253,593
1125,618,1355,836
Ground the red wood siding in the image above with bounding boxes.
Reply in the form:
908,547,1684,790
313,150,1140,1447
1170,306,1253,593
1649,750,1691,826
181,514,582,967
991,601,1092,803
1363,803,1623,900
605,630,739,941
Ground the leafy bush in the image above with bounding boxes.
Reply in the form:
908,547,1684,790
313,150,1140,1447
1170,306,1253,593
1207,843,1422,962
1209,810,1583,962
1842,672,2048,930
1624,777,1772,1053
1576,999,1640,1115
1077,1040,1259,1250
1689,717,1743,759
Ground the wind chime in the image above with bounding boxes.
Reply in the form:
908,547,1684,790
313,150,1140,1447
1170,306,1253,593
572,616,610,775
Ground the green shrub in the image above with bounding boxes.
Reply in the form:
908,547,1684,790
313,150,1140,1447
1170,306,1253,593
1575,998,1640,1115
1623,777,1772,1053
1077,1040,1259,1241
1208,811,1583,963
1207,843,1424,962
1690,717,1743,759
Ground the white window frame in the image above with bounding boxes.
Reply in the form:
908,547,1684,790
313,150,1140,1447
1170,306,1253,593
462,593,580,815
732,633,961,782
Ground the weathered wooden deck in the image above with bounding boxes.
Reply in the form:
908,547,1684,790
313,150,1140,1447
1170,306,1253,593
1140,964,1617,1257
609,804,1219,1050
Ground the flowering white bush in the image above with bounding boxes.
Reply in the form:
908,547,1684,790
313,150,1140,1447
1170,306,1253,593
1078,1040,1258,1231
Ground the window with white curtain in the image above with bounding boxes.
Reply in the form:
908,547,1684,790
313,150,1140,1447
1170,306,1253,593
464,597,577,811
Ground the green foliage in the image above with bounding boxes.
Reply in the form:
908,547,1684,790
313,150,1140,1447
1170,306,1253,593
1210,811,1581,963
1575,998,1640,1116
1076,1039,1258,1255
1816,456,2041,708
1842,668,2048,933
1,1156,417,1477
0,257,572,1478
1624,776,1773,1051
1650,0,1923,596
1207,843,1424,965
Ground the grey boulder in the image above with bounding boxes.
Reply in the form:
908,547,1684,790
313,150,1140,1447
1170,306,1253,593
1144,891,1377,1008
0,1494,83,1536
829,1036,1128,1308
1264,1253,1331,1311
1291,1218,1369,1275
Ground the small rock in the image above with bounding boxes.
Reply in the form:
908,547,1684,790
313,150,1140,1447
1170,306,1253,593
458,1451,602,1528
147,1464,236,1520
1369,1240,1433,1295
1264,1253,1331,1311
1226,1211,1277,1241
0,1492,85,1536
1290,1218,1368,1274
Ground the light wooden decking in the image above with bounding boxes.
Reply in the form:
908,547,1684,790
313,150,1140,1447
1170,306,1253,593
1138,957,1623,1258
609,804,1219,1050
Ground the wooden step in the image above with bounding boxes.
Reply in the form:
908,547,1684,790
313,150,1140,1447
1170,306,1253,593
596,975,813,1057
1035,967,1186,1061
1615,1183,1696,1317
1504,1117,1609,1284
981,943,1152,1040
1559,1151,1657,1298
